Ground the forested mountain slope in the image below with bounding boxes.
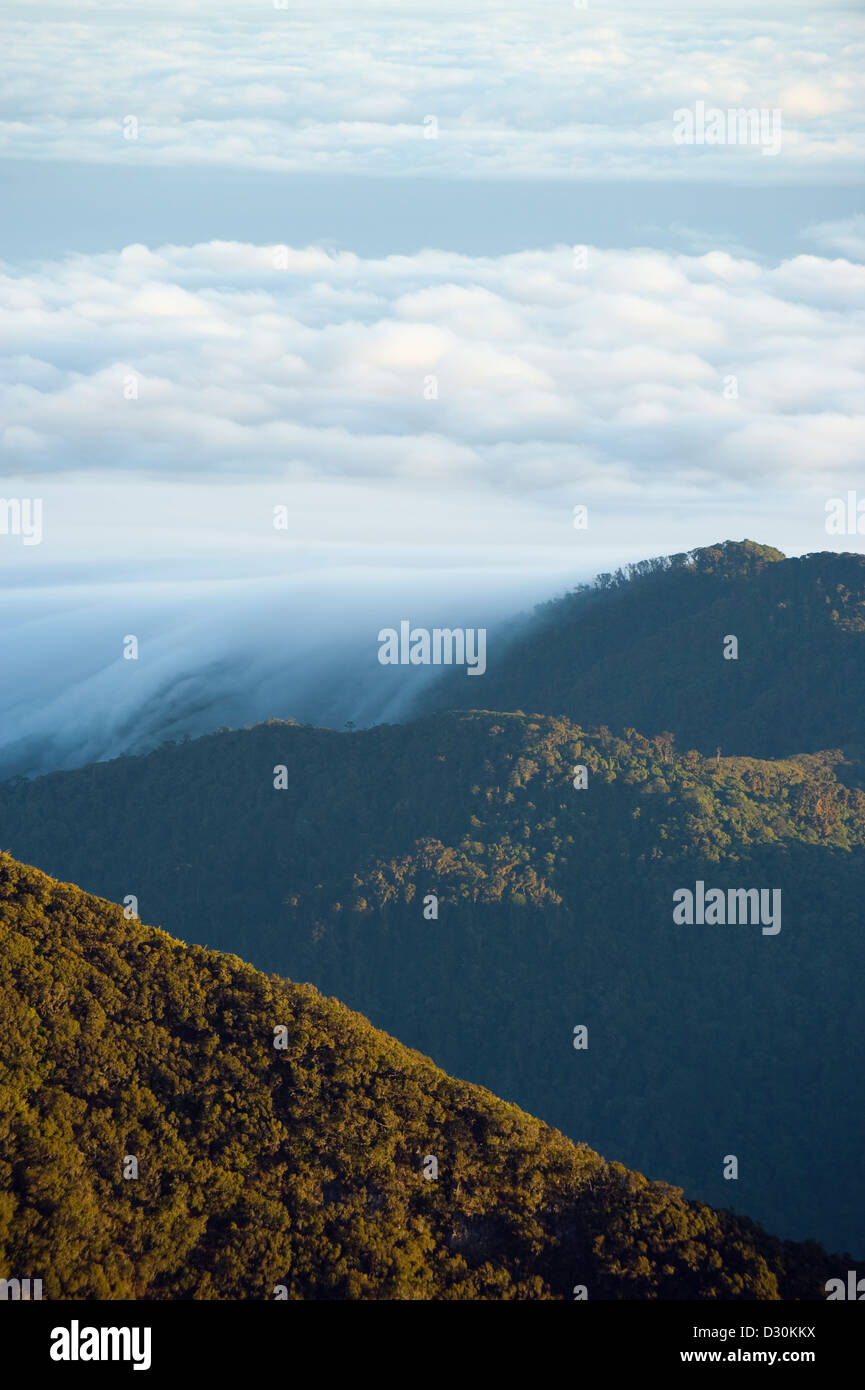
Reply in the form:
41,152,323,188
422,540,865,758
2,711,863,1254
1,853,845,1300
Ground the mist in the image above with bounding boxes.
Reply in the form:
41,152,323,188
0,563,582,780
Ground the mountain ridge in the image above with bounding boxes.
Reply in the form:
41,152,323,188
0,851,850,1300
420,540,865,758
2,708,863,1252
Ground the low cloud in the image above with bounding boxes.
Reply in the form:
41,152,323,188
1,240,862,497
0,3,862,180
804,214,865,261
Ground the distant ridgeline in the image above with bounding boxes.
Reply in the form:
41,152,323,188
421,540,865,759
0,854,851,1299
2,708,864,1255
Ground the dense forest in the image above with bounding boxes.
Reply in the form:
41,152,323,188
0,853,849,1300
422,540,865,758
2,708,863,1254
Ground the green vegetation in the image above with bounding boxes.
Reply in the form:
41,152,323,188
0,853,845,1299
423,540,865,758
2,709,863,1254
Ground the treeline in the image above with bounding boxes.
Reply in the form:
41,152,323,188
421,540,865,758
1,711,863,1253
0,853,846,1299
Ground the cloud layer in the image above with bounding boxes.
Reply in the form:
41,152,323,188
2,1,862,774
2,239,863,501
1,3,862,180
2,231,862,776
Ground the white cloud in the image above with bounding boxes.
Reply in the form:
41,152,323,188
0,4,862,180
1,239,863,504
4,224,861,774
1,0,862,776
804,214,865,260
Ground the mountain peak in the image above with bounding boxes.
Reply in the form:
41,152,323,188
673,539,787,574
423,541,865,759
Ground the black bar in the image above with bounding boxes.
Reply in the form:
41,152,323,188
4,1298,859,1377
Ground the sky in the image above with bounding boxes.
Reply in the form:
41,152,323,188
0,0,863,772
